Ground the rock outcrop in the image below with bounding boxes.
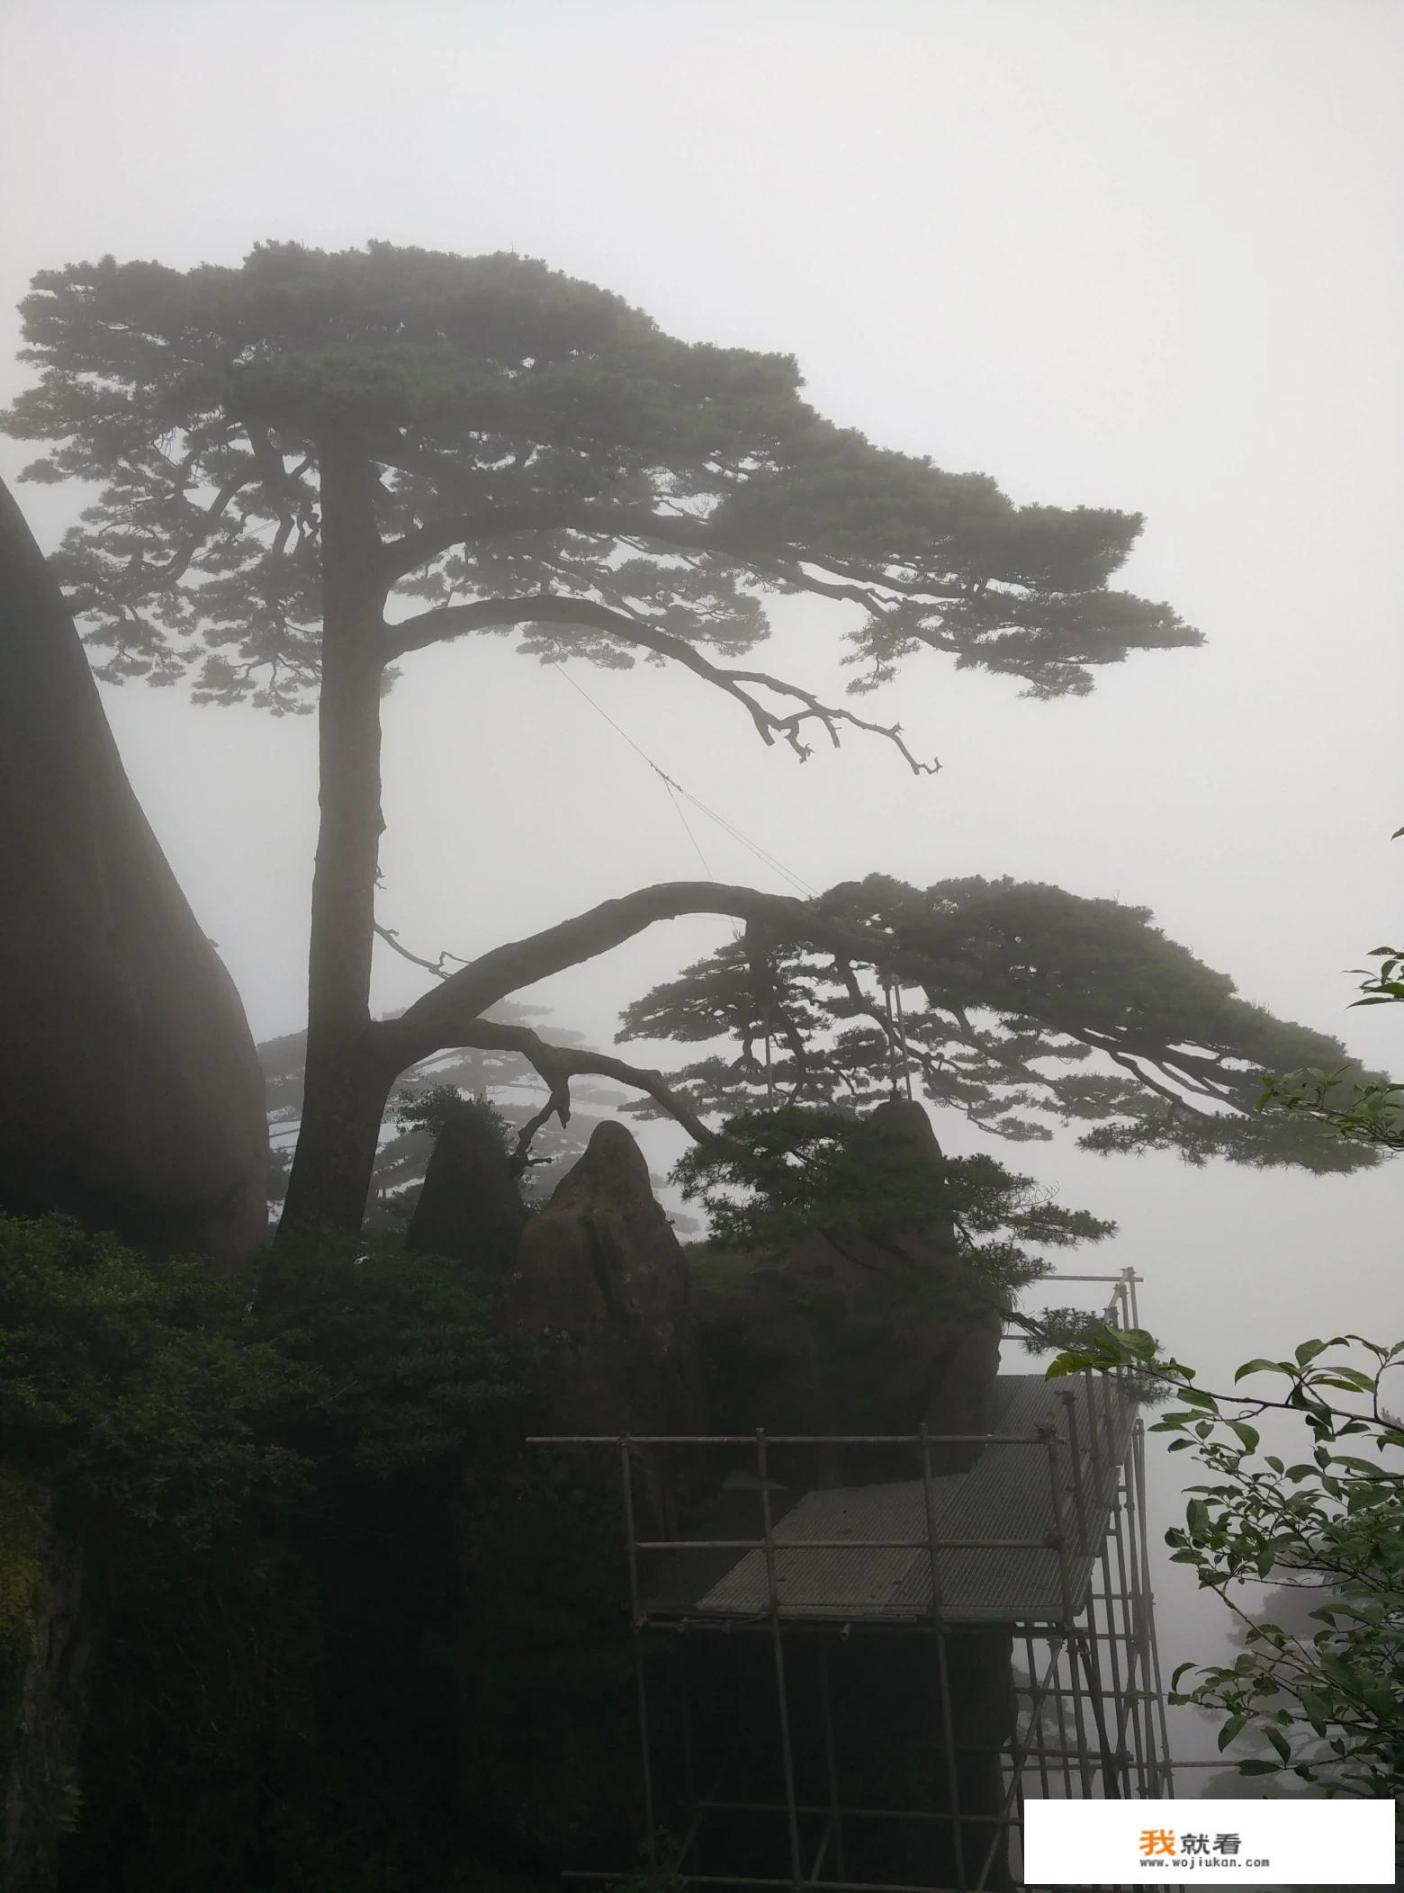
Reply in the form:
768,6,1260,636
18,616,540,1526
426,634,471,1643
0,480,270,1893
696,1100,1005,1469
404,1104,527,1270
504,1119,704,1434
458,1121,705,1869
0,478,267,1266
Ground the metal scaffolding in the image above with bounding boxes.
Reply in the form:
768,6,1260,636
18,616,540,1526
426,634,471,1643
531,1268,1172,1892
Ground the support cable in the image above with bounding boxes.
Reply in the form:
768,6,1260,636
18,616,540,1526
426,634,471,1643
551,662,819,898
554,662,821,1112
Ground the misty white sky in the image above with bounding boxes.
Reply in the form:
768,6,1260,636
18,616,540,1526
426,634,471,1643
4,0,1402,1771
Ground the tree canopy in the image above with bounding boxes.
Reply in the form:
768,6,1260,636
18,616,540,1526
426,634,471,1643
4,241,1197,724
619,873,1384,1173
5,239,1333,1240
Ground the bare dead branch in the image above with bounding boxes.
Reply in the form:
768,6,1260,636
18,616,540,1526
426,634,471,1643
383,593,937,771
509,1089,571,1173
373,921,468,981
728,666,940,773
450,1016,719,1152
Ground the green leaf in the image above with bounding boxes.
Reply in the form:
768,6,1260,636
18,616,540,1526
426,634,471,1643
1311,1369,1375,1394
1044,1354,1085,1380
1176,1387,1218,1411
1218,1713,1249,1751
1235,1358,1290,1383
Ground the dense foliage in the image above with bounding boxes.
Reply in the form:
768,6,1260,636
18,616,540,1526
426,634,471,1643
0,1216,303,1554
2,243,1195,712
673,1103,1113,1290
1051,1325,1404,1795
622,874,1384,1173
0,1212,535,1892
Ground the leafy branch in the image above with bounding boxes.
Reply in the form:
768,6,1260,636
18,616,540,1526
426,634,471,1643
1049,1325,1404,1794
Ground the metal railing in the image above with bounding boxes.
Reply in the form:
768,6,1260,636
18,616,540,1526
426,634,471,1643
533,1267,1169,1893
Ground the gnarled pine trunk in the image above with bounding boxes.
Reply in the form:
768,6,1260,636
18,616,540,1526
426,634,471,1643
279,438,395,1240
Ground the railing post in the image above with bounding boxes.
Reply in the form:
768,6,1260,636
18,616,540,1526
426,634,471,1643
1133,1420,1176,1796
818,1640,846,1883
921,1422,966,1893
1042,1425,1095,1795
756,1428,804,1890
618,1435,657,1851
1058,1391,1090,1555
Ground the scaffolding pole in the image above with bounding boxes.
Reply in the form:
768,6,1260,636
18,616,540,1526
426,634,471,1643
538,1275,1167,1892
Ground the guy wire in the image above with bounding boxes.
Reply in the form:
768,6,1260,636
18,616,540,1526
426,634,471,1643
550,662,818,899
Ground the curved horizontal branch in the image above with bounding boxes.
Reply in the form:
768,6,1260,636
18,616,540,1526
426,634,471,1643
382,882,933,1071
370,882,1282,1150
384,593,937,770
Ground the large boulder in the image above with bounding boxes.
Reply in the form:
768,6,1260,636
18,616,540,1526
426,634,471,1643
503,1120,704,1433
404,1103,527,1270
0,479,267,1266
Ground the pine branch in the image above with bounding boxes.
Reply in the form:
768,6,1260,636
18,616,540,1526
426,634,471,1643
450,1017,718,1154
383,593,938,771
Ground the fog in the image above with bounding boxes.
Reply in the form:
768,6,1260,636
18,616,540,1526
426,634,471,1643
4,0,1401,1776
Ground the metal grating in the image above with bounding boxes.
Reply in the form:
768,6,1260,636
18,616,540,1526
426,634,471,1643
536,1267,1179,1892
680,1375,1135,1626
696,1477,960,1617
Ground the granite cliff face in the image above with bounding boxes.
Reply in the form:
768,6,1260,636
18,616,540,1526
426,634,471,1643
0,477,267,1266
0,482,269,1891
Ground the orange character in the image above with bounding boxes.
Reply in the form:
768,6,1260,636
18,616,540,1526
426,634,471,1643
1139,1830,1177,1857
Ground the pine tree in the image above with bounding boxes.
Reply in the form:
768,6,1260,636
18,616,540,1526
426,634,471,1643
7,240,1316,1237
